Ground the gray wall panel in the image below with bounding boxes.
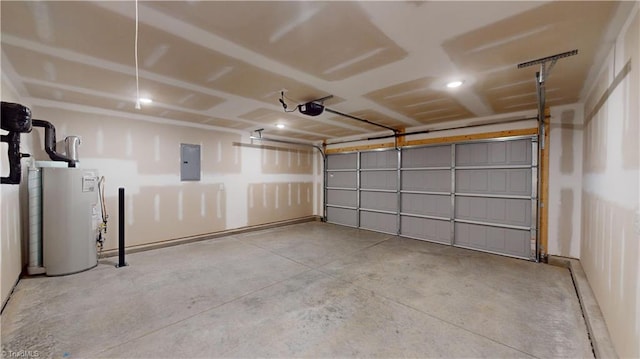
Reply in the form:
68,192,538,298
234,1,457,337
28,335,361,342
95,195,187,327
361,150,398,169
402,145,451,168
327,207,358,227
400,216,450,243
401,170,451,192
456,169,531,196
361,171,397,190
401,193,450,218
361,191,397,212
360,211,397,234
327,153,357,170
455,197,530,227
456,139,531,166
327,171,357,188
454,222,529,258
327,189,357,207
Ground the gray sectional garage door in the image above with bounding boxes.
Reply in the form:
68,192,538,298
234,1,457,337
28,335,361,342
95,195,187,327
326,153,358,227
325,137,538,260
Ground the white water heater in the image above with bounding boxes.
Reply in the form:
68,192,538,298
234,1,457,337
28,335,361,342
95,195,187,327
42,167,99,276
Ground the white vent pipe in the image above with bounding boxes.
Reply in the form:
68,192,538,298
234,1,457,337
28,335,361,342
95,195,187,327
65,136,81,162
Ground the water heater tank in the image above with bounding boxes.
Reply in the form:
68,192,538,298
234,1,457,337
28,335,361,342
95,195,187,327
42,167,99,276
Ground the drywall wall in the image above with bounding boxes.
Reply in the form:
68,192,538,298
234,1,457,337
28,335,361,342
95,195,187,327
1,76,32,308
547,104,583,258
581,5,639,358
24,105,319,253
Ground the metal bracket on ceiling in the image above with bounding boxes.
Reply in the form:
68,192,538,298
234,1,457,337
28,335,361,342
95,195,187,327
248,134,325,160
517,49,578,150
517,49,576,264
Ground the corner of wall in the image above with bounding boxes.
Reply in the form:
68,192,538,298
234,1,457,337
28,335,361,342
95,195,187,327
547,103,584,259
579,3,640,357
1,75,32,308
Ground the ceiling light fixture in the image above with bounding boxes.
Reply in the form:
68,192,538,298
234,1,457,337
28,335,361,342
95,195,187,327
276,124,285,129
446,80,463,88
139,98,153,104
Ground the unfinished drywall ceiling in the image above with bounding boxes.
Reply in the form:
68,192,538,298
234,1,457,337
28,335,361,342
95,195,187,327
364,77,475,124
147,1,408,81
0,1,621,142
442,1,618,114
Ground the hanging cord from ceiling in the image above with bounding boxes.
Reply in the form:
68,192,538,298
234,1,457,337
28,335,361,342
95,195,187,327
134,0,141,110
279,91,298,113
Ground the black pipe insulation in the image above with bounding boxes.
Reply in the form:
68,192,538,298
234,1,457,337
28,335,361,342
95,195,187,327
1,102,33,185
1,132,30,184
1,102,32,133
32,119,77,167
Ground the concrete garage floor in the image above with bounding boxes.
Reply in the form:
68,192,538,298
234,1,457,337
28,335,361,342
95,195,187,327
1,222,593,358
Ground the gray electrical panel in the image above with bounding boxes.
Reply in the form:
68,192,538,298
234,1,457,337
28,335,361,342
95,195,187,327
181,143,201,181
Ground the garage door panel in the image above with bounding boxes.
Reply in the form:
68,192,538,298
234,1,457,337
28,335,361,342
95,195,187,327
360,211,396,234
455,170,488,193
456,142,490,165
402,170,450,192
327,189,357,207
326,137,535,261
361,191,397,212
506,139,531,164
402,145,451,167
455,197,530,227
454,222,529,258
400,216,450,244
456,139,531,166
361,171,397,190
401,193,450,218
361,150,397,169
456,169,531,196
327,171,357,188
503,170,529,193
327,153,357,170
327,207,357,227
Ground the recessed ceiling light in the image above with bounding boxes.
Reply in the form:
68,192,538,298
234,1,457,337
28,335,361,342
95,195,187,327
446,81,463,88
138,98,153,104
276,124,285,129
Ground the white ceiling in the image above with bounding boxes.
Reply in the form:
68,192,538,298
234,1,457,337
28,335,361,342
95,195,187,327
0,1,622,143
